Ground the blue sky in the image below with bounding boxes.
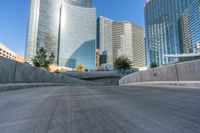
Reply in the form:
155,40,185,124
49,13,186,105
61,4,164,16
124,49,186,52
0,0,146,57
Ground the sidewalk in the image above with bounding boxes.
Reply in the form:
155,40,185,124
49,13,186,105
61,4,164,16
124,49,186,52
120,81,200,88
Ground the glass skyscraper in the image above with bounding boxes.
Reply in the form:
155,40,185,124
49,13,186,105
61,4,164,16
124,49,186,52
97,16,113,65
145,0,200,66
25,0,96,69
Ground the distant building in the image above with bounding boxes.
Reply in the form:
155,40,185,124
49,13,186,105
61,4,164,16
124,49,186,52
97,16,146,69
145,0,200,66
97,16,113,65
26,0,96,69
195,43,200,53
0,43,24,63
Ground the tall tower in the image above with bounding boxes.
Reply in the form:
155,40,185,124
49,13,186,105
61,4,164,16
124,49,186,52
59,0,96,69
25,0,40,64
97,16,113,65
25,0,62,64
25,0,96,69
145,0,200,66
112,21,146,68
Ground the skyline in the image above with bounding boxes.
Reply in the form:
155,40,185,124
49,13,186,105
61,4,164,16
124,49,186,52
0,0,146,57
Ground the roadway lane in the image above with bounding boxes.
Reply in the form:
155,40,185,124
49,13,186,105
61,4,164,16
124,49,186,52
0,86,199,133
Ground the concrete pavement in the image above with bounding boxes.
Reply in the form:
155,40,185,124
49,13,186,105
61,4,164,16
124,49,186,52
0,86,200,133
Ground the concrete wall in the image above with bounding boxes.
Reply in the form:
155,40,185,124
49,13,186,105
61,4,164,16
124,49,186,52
64,71,121,86
64,71,120,79
0,56,99,85
0,56,16,83
83,77,120,86
176,59,200,81
119,59,200,85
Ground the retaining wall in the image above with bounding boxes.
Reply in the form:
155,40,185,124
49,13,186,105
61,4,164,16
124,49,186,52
120,59,200,85
64,71,121,86
0,56,99,85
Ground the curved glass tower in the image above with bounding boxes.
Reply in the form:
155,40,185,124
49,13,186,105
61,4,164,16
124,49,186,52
59,0,96,69
26,0,96,69
65,0,93,7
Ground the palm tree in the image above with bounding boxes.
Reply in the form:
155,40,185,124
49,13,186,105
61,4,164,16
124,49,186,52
114,56,132,71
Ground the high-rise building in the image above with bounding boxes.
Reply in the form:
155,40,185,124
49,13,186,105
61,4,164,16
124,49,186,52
97,16,113,65
145,0,200,66
26,0,96,69
97,16,146,69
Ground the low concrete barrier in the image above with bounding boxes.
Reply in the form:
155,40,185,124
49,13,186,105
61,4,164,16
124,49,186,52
0,56,100,85
119,59,200,86
14,63,44,83
176,60,200,81
64,71,121,85
0,83,68,92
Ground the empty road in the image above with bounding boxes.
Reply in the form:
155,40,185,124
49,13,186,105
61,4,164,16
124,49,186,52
0,86,200,133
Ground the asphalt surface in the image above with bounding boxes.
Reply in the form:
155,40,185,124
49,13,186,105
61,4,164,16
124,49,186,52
0,86,200,133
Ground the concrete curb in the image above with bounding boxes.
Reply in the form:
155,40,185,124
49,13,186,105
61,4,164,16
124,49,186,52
0,83,72,92
120,81,200,89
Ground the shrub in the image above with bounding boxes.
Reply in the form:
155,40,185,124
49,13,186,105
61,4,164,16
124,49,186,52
32,47,56,71
151,63,158,68
114,56,132,71
55,69,60,73
32,47,50,70
76,64,85,72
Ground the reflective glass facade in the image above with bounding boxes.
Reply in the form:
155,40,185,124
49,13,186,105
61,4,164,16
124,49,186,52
145,0,200,66
37,0,62,64
25,0,40,63
97,16,113,65
26,0,96,69
189,0,200,52
26,0,61,64
59,1,96,69
64,0,93,7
